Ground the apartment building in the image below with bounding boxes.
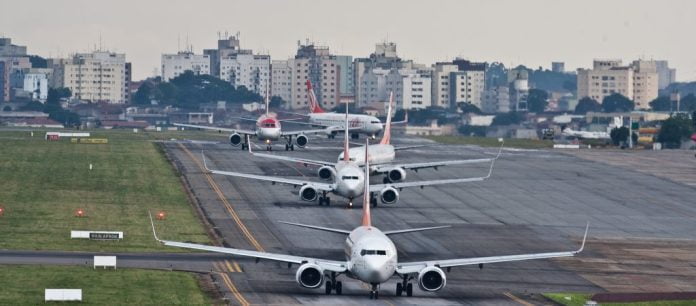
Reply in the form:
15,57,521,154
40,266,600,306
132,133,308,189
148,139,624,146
271,60,293,103
288,43,340,110
577,59,658,109
161,52,210,81
58,51,131,104
220,53,270,96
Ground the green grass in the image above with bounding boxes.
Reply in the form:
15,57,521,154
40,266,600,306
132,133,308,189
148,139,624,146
0,129,210,252
544,293,696,306
424,135,554,149
0,265,210,305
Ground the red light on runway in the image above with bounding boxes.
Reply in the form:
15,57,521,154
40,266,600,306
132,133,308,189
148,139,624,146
0,206,4,216
156,211,166,220
75,209,85,217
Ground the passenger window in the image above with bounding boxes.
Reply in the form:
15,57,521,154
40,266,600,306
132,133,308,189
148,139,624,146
377,250,386,255
360,250,366,256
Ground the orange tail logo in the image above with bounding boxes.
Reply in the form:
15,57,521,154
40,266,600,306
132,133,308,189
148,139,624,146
379,92,394,145
305,80,324,113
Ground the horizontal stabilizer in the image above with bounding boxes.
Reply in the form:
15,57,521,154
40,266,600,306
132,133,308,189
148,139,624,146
383,225,450,235
279,221,351,234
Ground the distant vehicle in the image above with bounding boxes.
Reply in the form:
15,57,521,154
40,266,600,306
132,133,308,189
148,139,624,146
174,94,334,151
561,126,610,140
150,144,589,299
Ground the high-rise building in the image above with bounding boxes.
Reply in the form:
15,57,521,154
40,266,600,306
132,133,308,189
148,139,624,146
271,60,293,103
354,42,418,106
204,34,269,96
401,70,432,110
0,61,9,102
577,59,658,109
431,59,486,109
334,55,354,98
0,38,27,57
483,86,511,113
23,72,49,102
161,52,211,81
57,51,132,104
552,62,565,73
653,60,676,90
288,43,340,110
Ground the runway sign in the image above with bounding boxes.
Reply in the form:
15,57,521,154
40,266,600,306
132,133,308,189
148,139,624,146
71,230,123,240
45,289,82,301
94,256,117,269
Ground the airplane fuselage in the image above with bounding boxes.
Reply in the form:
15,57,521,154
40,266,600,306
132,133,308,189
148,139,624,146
333,162,365,199
345,226,397,284
309,113,383,136
339,144,396,167
256,115,282,141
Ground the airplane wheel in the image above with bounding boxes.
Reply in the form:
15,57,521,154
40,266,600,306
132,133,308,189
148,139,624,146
335,281,342,295
318,198,324,206
325,281,332,295
285,144,289,151
374,290,379,299
369,291,374,299
291,145,295,151
406,283,413,297
383,177,389,184
325,198,330,206
396,283,403,296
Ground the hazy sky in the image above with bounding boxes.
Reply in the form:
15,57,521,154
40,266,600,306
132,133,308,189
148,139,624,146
2,0,695,81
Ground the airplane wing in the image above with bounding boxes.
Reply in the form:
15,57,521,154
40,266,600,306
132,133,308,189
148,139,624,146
247,144,336,167
393,144,431,151
202,153,335,190
281,128,333,137
370,144,502,190
173,123,255,135
396,224,588,274
149,213,347,272
373,157,494,173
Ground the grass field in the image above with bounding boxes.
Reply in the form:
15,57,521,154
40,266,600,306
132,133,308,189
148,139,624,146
544,293,696,306
0,265,211,305
0,129,211,252
424,135,554,149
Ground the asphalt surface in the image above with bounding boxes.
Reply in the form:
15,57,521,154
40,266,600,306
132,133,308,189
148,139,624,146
158,134,696,305
3,132,696,305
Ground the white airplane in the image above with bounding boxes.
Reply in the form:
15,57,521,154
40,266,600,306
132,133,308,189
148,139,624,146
174,93,335,151
252,92,496,185
289,80,389,139
202,104,501,207
150,141,589,299
561,126,610,140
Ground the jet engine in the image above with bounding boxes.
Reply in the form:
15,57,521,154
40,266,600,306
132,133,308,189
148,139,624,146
317,166,336,180
379,187,399,204
299,185,318,202
229,133,242,146
295,263,324,288
387,168,407,182
417,266,446,292
295,134,308,148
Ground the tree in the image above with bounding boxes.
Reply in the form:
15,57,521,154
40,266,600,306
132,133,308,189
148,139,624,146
458,102,481,114
19,101,45,111
46,88,72,105
680,94,696,112
491,112,525,126
575,97,602,114
610,126,629,146
527,89,549,113
658,113,694,148
49,109,81,127
28,55,47,68
458,125,487,137
602,93,634,112
2,106,11,112
269,96,285,109
133,82,154,105
649,96,671,111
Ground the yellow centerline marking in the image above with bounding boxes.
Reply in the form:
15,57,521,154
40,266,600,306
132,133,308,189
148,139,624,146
233,261,243,273
178,143,265,252
213,261,249,306
503,292,535,306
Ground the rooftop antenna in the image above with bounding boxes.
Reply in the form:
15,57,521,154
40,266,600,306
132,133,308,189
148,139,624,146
99,32,102,51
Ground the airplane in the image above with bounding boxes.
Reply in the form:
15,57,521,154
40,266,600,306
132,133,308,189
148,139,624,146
149,139,589,299
174,92,336,151
561,126,610,140
202,103,501,207
251,92,496,185
288,80,392,139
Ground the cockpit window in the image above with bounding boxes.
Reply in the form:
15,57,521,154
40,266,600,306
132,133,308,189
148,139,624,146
341,176,359,180
264,123,276,128
370,121,380,124
360,249,387,256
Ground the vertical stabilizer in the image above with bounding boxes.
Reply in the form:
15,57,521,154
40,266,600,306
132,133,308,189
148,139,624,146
343,100,350,162
361,138,371,227
379,91,394,145
305,80,325,113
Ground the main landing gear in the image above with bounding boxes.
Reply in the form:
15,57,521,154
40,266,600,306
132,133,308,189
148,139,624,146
369,193,378,208
318,192,331,206
285,136,295,151
240,138,249,150
395,275,413,297
351,133,359,139
325,272,342,295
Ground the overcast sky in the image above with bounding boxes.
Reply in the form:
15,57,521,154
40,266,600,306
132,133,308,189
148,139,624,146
2,0,694,81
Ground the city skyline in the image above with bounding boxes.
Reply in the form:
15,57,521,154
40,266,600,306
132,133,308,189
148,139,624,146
1,0,695,81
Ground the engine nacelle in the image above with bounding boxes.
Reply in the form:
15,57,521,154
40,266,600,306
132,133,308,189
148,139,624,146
317,166,336,180
299,185,318,202
295,263,324,289
295,134,308,148
229,133,242,146
418,266,446,292
379,187,399,205
387,168,407,182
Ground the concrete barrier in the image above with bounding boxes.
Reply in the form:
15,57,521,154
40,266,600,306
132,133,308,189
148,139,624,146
94,256,117,269
45,289,82,301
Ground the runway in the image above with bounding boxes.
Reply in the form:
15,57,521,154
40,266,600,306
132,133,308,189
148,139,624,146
160,135,696,305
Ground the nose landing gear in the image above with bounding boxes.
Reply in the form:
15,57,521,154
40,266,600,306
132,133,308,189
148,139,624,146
369,283,379,299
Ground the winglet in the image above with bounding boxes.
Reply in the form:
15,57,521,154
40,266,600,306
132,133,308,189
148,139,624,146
484,140,505,179
201,151,211,172
575,222,590,253
246,135,252,154
147,210,163,243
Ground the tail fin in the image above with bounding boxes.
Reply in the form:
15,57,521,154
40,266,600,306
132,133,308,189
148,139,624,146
305,80,324,113
379,92,394,145
361,138,371,227
343,101,350,162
